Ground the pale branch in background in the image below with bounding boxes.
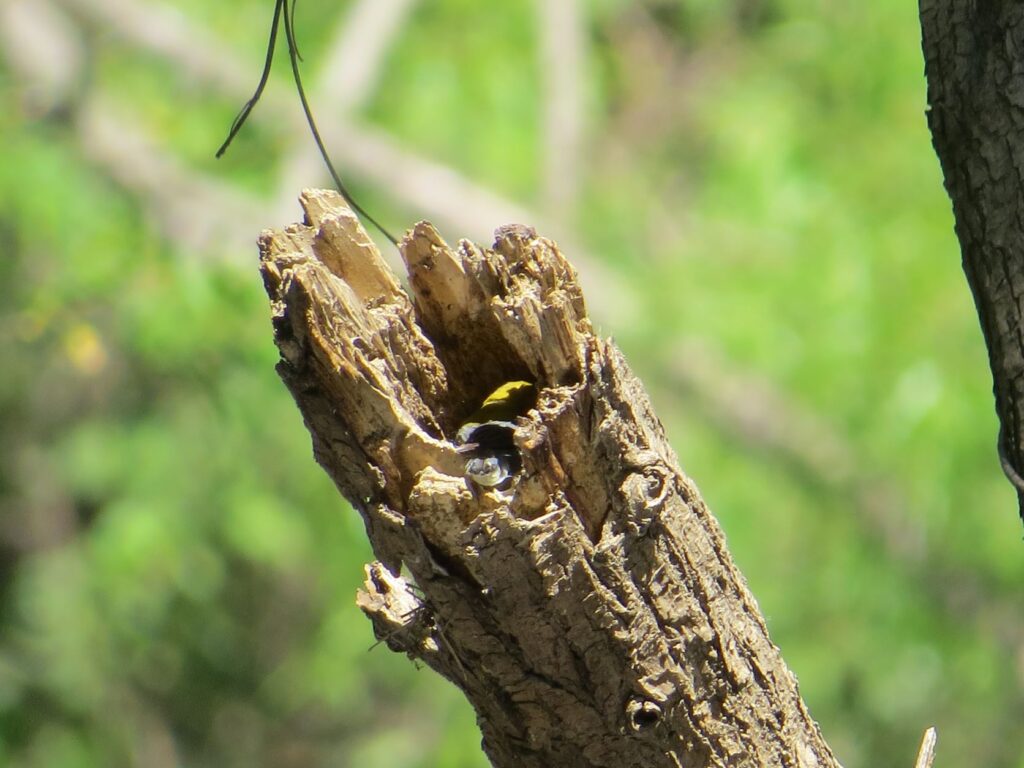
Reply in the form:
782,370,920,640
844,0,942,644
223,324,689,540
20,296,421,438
55,0,256,93
0,0,82,114
258,189,843,768
538,0,586,222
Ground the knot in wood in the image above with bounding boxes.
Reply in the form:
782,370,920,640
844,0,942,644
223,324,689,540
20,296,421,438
626,697,663,734
619,462,672,535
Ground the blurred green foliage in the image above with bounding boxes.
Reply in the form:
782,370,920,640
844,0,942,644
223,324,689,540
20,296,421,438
1,0,1022,767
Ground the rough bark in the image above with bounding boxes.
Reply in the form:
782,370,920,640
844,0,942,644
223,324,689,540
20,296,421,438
258,189,841,768
921,0,1024,522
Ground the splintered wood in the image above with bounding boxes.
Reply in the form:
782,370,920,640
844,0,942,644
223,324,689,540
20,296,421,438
258,189,842,768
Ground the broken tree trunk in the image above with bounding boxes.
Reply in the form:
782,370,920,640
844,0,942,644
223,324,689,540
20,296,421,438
258,189,841,768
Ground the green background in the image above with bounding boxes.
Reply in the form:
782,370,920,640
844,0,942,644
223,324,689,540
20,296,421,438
2,0,1021,766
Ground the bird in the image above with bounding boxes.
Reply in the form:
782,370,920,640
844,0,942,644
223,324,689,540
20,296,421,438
456,381,537,487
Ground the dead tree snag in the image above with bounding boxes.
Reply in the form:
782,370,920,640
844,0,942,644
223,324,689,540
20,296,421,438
258,189,841,768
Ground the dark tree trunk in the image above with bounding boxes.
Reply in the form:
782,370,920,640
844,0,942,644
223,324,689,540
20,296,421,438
920,0,1024,523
